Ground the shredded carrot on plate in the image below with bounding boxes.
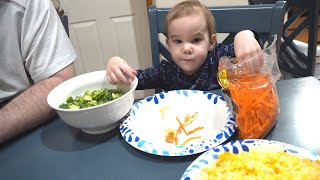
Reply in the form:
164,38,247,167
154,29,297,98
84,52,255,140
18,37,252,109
176,117,188,136
180,136,201,146
164,112,203,146
187,126,204,135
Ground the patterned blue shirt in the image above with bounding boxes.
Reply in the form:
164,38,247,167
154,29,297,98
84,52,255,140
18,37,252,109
136,43,235,91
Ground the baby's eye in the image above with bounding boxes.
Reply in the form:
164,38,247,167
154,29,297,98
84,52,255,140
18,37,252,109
192,38,201,43
173,39,182,44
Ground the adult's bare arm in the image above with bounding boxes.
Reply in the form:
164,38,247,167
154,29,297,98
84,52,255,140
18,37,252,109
0,63,76,144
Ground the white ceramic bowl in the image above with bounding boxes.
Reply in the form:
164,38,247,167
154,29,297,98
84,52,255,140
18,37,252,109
47,70,138,134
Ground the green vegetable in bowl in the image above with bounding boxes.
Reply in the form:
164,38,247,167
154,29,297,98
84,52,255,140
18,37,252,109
59,88,124,109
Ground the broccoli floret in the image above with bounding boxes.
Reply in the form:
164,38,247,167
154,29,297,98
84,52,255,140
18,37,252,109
69,104,80,110
59,88,124,109
86,100,98,107
84,90,94,96
59,103,69,109
92,89,105,100
111,93,121,99
83,95,92,101
65,96,74,103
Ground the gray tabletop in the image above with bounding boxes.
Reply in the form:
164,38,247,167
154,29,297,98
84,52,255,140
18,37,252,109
1,76,320,180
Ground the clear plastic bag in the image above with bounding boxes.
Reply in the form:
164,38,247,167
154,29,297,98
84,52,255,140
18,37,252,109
217,36,281,139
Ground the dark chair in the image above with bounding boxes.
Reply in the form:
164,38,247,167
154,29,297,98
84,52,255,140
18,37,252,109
249,0,320,78
60,15,69,37
148,1,287,92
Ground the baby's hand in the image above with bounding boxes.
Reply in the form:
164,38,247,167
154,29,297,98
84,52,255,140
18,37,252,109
234,30,263,73
106,56,137,85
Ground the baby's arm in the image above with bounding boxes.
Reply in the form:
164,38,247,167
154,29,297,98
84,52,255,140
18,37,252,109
106,56,137,85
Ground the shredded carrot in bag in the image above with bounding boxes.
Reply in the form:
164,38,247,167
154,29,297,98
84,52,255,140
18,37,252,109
218,37,281,139
228,73,279,139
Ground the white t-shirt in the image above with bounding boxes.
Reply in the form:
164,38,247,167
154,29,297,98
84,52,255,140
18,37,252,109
0,0,77,104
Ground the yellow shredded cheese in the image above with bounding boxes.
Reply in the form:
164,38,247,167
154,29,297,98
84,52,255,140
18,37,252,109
199,151,320,180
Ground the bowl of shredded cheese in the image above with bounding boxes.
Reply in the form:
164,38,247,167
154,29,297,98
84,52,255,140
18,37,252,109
181,139,320,180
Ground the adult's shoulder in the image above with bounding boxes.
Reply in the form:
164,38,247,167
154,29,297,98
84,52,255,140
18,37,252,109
3,0,50,11
1,0,27,8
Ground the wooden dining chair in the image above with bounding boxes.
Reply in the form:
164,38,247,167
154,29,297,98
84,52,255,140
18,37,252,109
148,1,287,92
248,0,320,78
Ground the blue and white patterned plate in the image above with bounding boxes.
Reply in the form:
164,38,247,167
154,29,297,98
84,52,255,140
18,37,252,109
120,90,236,156
181,139,320,180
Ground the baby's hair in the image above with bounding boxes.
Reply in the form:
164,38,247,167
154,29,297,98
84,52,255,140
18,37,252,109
165,0,216,38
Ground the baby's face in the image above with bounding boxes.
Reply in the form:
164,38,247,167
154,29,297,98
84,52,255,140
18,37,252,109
167,14,213,76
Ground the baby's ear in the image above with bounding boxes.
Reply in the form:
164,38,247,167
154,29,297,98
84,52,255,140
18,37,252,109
208,34,217,51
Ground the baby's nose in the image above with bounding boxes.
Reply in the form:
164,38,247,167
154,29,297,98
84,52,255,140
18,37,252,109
183,43,193,54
